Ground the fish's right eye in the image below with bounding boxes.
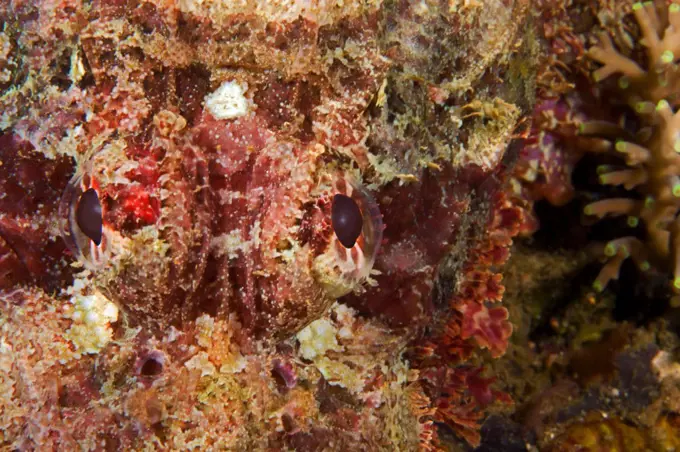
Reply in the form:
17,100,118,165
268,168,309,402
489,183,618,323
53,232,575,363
332,194,363,248
76,188,103,246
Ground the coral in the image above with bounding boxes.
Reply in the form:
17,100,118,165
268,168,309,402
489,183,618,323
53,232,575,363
491,225,680,451
455,193,520,359
654,412,680,449
513,0,680,298
409,191,521,445
0,0,535,449
508,0,594,235
510,97,587,234
579,1,680,297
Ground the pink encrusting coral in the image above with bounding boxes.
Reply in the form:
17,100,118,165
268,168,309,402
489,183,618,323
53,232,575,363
578,1,680,297
0,0,533,449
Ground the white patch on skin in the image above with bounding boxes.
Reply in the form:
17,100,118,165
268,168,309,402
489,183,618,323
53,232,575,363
63,277,119,354
211,220,261,260
296,318,343,360
69,48,86,84
204,81,249,120
184,351,217,377
296,303,378,394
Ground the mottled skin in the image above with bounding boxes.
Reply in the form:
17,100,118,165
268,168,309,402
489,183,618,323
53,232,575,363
56,58,386,341
0,0,531,448
61,109,384,338
343,164,488,329
0,135,74,290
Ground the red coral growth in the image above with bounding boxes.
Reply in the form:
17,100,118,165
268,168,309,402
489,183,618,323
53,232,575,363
459,300,512,358
420,365,512,446
410,189,522,446
510,0,593,234
458,270,505,303
425,367,486,446
452,192,519,358
511,97,588,234
534,0,587,97
466,367,513,407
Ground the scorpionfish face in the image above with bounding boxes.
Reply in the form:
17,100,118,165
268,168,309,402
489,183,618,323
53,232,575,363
60,135,383,337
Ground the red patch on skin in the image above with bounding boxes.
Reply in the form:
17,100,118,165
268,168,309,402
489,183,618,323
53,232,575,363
102,185,161,231
121,187,161,225
95,144,163,230
125,145,162,185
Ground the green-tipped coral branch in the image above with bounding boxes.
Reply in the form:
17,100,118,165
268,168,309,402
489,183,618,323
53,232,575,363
583,1,680,295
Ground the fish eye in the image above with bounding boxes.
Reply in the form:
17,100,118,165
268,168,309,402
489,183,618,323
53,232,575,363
59,142,164,271
331,194,363,248
309,174,383,298
59,170,110,269
76,188,103,246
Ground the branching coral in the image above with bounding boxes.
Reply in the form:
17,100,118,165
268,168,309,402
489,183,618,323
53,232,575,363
580,1,680,297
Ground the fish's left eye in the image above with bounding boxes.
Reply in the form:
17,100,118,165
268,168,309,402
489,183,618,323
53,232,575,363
332,194,363,248
76,188,103,245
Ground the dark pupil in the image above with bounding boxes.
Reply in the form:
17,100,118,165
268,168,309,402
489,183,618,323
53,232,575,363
76,188,103,246
331,194,363,248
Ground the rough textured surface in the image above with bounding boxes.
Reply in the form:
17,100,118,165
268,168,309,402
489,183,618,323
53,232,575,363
0,0,533,449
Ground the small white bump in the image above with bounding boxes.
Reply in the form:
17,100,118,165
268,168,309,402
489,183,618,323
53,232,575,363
205,81,249,120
